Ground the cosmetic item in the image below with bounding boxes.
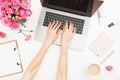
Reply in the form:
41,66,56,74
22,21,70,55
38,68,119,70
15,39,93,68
0,31,6,38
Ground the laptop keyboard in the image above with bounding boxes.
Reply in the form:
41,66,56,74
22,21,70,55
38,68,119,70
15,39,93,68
43,12,85,34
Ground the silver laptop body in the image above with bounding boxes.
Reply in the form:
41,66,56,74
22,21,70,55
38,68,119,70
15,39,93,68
34,7,90,51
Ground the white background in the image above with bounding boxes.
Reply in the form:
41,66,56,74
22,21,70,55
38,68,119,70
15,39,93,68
0,0,120,80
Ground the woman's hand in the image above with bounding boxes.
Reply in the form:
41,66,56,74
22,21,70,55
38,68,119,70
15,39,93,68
44,21,61,46
61,21,76,47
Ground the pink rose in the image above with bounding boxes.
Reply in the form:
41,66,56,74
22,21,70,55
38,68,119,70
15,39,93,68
0,9,6,19
25,34,31,41
7,8,14,14
1,17,12,27
18,8,26,18
0,12,5,19
25,9,32,16
0,5,5,11
0,6,6,19
0,0,5,6
11,0,20,9
2,2,9,9
9,21,20,30
21,1,31,9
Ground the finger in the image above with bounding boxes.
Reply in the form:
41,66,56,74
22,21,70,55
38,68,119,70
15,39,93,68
73,27,76,34
72,22,75,32
69,22,74,31
63,21,68,31
48,22,52,29
63,23,66,32
55,21,61,30
50,21,56,29
53,21,59,29
66,21,69,30
56,29,61,35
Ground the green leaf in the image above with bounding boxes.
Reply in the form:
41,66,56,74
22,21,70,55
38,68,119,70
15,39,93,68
19,19,26,24
22,19,27,23
30,30,34,32
19,19,27,27
19,19,27,23
21,22,25,26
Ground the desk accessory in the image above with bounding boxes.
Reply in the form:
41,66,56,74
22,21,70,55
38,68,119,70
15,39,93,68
0,0,33,41
0,40,23,78
108,19,120,27
89,32,114,56
87,64,101,77
100,50,114,64
100,51,114,72
87,51,114,77
97,9,102,25
105,65,113,71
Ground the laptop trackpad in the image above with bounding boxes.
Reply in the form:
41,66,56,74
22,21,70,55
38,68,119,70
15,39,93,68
70,34,87,51
54,31,72,47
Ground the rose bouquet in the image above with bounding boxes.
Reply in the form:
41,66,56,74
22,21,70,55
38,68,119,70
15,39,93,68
0,0,33,41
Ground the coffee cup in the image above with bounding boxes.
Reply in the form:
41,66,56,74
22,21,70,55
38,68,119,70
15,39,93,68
87,64,101,77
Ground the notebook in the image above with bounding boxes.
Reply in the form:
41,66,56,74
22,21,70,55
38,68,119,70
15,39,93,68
0,40,23,78
89,32,114,56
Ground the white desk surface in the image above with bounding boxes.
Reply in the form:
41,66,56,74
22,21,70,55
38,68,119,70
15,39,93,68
0,0,120,80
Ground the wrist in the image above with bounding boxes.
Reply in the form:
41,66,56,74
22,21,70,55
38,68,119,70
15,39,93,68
43,41,51,48
61,44,68,49
61,42,69,47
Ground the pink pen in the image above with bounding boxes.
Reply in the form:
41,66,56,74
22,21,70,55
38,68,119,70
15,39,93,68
97,9,102,25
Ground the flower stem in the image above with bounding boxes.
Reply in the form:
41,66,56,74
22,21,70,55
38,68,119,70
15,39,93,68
22,29,34,32
18,29,22,33
21,31,26,36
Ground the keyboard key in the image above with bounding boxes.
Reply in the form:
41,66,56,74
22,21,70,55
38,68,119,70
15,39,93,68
43,12,85,34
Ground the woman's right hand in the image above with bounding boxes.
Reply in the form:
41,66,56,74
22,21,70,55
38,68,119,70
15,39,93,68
61,21,76,47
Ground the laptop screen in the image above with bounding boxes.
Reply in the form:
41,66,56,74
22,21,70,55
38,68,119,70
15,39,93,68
48,0,89,12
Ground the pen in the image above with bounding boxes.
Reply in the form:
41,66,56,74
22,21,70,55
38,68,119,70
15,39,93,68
100,51,114,64
97,9,102,25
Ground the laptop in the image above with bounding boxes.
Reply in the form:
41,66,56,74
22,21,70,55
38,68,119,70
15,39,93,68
34,0,103,51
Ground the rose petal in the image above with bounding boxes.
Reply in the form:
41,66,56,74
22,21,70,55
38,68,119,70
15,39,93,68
9,21,20,30
1,17,12,27
22,1,31,9
25,9,32,16
19,8,26,18
11,0,20,9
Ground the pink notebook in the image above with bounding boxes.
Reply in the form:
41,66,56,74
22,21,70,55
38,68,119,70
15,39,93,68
89,32,114,56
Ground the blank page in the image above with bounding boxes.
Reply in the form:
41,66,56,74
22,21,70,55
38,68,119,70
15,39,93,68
0,40,23,78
